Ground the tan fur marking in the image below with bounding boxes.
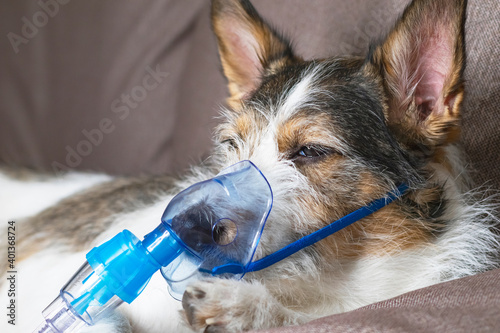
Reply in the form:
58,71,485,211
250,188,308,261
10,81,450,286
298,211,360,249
314,204,436,260
235,112,255,139
277,113,336,154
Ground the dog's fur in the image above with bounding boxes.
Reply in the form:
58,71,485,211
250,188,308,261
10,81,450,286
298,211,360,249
1,0,499,332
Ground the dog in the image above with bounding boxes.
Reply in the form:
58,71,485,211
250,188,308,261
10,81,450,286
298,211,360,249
1,0,499,332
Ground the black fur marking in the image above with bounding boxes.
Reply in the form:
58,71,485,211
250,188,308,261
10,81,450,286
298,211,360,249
399,185,449,237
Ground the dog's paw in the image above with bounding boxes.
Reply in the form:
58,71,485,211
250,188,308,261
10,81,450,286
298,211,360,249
181,279,275,333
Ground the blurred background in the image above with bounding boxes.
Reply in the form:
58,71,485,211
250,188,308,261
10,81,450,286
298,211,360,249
0,0,498,193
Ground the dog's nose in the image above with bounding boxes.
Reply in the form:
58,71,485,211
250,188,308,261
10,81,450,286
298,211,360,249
170,202,237,252
170,202,215,251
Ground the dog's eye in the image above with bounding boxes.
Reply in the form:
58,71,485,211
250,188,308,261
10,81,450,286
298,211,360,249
221,138,237,149
293,145,330,162
298,146,323,158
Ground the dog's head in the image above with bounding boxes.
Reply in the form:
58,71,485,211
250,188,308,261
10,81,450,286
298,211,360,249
208,0,467,275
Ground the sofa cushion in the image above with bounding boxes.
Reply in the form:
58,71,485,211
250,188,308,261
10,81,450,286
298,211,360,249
253,268,500,333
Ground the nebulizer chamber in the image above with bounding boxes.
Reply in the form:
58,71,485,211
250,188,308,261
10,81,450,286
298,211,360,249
35,160,273,333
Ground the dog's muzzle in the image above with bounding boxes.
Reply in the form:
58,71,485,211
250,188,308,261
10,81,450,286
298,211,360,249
160,160,273,298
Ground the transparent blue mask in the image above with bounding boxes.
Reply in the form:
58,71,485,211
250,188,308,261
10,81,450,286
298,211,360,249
35,160,273,333
158,160,274,298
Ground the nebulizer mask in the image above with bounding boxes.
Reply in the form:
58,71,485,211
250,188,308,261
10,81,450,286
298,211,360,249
35,160,273,333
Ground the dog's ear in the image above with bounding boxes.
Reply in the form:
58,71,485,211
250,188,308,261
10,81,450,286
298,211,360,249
211,0,296,108
368,0,467,150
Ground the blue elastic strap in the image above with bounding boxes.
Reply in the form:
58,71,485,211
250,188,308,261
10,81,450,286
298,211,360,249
243,183,409,273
